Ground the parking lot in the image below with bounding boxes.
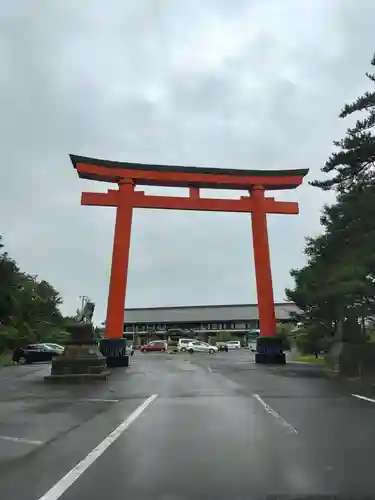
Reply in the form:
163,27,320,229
1,350,375,499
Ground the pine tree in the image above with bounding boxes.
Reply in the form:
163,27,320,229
311,53,375,193
286,183,375,345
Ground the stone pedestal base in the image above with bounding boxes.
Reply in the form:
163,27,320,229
255,337,286,365
45,323,109,384
45,372,109,383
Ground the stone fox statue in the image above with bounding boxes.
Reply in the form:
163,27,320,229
78,301,95,324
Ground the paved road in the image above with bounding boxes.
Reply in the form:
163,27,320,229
1,351,375,499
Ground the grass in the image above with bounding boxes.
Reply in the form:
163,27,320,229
0,352,14,367
294,354,325,365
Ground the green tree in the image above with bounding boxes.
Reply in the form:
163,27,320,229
311,53,375,193
276,323,294,350
0,235,66,351
0,254,21,325
287,53,375,358
217,330,233,342
286,186,375,347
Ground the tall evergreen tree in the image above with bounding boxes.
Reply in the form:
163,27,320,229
311,53,375,193
286,184,375,336
287,53,375,358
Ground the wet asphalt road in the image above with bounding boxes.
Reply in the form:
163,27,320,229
1,351,375,499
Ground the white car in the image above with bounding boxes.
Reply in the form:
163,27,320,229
186,341,218,354
177,338,196,352
226,340,241,350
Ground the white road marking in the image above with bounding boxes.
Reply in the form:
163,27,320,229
80,398,119,403
38,394,158,500
252,393,298,434
352,393,375,404
49,398,119,405
0,435,44,446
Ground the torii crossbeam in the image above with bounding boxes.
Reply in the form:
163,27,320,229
70,154,308,343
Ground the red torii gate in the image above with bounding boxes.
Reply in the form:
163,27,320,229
70,155,308,342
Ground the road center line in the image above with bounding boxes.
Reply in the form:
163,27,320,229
0,435,44,446
252,393,298,434
352,393,375,404
38,393,158,500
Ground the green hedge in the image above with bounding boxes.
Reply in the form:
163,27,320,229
0,325,36,353
0,351,13,367
0,325,70,354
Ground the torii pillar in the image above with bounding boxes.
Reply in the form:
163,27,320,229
251,185,277,337
105,180,134,340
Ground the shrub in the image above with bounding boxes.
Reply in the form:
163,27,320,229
0,324,36,353
217,331,232,342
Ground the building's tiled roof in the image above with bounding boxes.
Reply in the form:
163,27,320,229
122,303,299,324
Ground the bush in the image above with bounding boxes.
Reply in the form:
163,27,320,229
0,323,72,354
41,328,70,345
217,331,232,342
0,324,36,353
0,326,19,352
0,351,13,367
276,323,294,350
295,329,315,354
294,323,330,355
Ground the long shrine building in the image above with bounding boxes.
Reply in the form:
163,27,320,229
121,302,300,340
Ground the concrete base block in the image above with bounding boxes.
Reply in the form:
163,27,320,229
255,337,286,365
255,352,286,364
106,356,129,368
99,339,130,368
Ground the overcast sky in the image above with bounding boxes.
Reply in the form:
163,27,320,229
1,1,374,322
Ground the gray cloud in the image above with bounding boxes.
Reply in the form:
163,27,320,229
1,0,374,322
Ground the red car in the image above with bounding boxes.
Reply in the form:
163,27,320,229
140,340,167,353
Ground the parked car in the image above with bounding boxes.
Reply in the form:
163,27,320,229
187,341,218,354
12,344,62,365
140,340,167,352
216,342,229,352
177,338,196,352
226,340,241,350
43,343,65,353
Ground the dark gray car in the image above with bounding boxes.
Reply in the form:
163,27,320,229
12,344,61,364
